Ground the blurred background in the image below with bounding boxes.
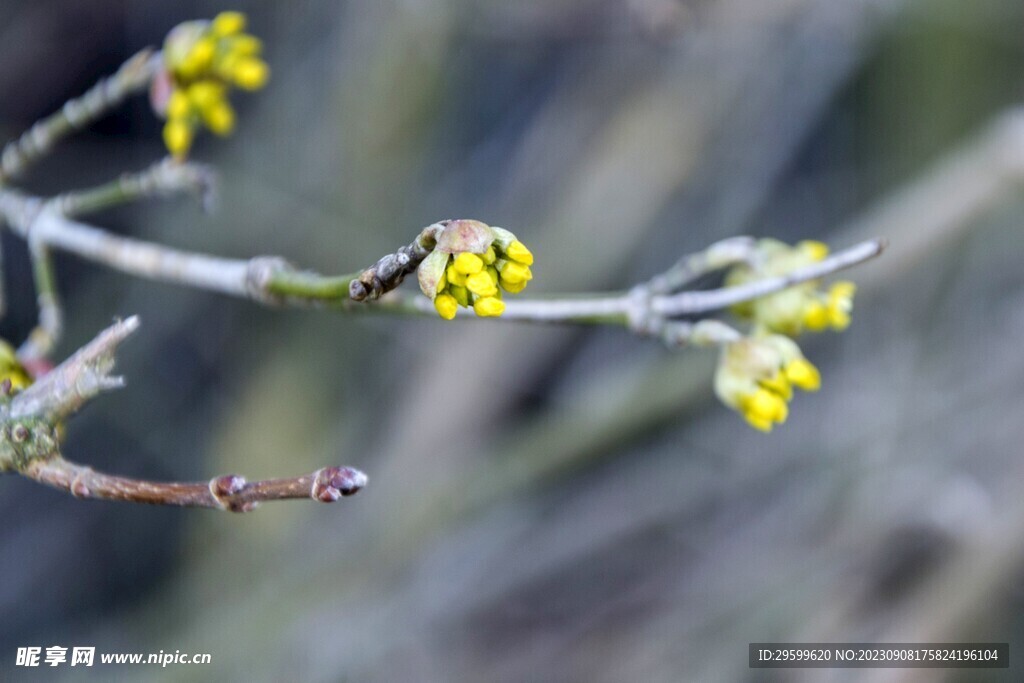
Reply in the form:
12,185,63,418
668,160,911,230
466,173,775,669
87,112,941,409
1,0,1023,681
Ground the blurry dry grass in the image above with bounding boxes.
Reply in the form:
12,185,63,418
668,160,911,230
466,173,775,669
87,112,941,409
0,0,1023,681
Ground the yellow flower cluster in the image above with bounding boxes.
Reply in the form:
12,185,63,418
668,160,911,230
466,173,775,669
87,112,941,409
419,221,534,320
725,239,856,336
714,333,821,432
160,12,269,158
0,340,32,395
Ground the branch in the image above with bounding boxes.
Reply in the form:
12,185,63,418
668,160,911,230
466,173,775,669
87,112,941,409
55,158,218,217
0,188,886,341
8,316,137,422
0,317,368,511
0,49,159,183
21,457,367,512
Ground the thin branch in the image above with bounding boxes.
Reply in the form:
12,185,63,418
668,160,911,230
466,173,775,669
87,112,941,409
0,188,886,332
643,236,757,295
651,237,887,317
0,49,159,183
22,456,367,512
1,317,369,510
55,158,218,217
17,238,64,361
7,316,138,423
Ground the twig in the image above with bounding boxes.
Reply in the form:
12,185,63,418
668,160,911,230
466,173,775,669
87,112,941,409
22,457,367,512
650,237,887,317
18,238,63,361
55,158,218,217
7,316,138,423
643,236,757,295
0,317,368,510
0,50,159,183
0,188,886,338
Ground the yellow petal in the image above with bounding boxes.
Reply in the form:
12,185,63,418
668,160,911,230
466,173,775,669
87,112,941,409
482,246,497,264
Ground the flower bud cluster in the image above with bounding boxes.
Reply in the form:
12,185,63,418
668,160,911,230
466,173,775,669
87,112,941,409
417,220,534,320
725,239,856,335
158,12,269,157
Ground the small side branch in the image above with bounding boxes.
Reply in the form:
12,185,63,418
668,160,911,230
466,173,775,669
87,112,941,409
18,239,63,361
22,456,367,512
0,185,886,331
8,316,138,422
0,50,159,183
652,238,887,317
643,236,757,295
55,158,218,217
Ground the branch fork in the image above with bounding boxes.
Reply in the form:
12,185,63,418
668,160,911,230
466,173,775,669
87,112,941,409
0,318,368,512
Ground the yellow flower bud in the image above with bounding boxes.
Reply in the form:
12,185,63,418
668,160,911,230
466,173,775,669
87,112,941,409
231,57,270,91
466,271,498,297
797,240,829,261
741,387,788,424
0,340,32,392
485,266,499,286
212,11,247,37
473,296,505,317
784,358,820,391
203,101,236,135
498,261,531,285
453,252,484,275
505,240,533,265
445,263,467,287
802,300,829,331
163,119,193,157
434,293,458,320
482,246,497,264
166,89,192,119
500,278,527,294
187,80,226,111
229,35,263,57
744,414,774,432
185,36,216,73
827,282,855,330
758,370,792,401
437,270,448,292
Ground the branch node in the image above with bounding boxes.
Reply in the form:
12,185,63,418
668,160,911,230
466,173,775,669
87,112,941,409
209,474,255,512
245,256,294,306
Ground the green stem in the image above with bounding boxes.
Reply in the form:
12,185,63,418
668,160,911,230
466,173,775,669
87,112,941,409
265,269,360,301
